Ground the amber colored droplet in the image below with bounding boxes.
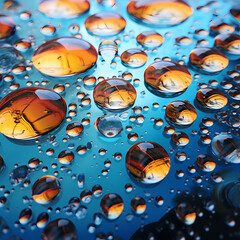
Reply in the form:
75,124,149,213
100,193,124,220
136,31,164,48
171,131,189,146
230,6,240,21
66,122,84,137
4,0,21,10
127,0,193,27
131,196,146,214
93,78,137,112
41,25,56,36
165,100,197,126
214,34,240,55
144,61,192,97
0,87,67,140
196,87,228,110
196,154,216,172
121,49,148,68
175,36,193,45
189,47,229,73
210,22,235,34
0,15,16,40
38,0,90,19
58,150,74,165
126,141,171,184
14,39,31,52
85,11,126,36
32,175,61,204
32,37,98,77
176,202,196,225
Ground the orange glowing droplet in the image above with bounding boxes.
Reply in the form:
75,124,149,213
85,11,126,36
0,15,16,40
32,175,61,204
32,37,98,77
127,0,193,27
93,78,137,112
38,0,90,19
0,87,67,140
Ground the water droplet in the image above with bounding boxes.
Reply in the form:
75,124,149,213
189,47,229,73
85,11,126,36
68,24,80,34
19,208,32,225
137,31,164,49
210,21,235,34
100,193,124,220
0,44,24,75
58,150,74,165
36,212,49,229
41,219,77,239
144,61,192,97
93,78,137,112
0,15,15,39
175,36,193,45
171,131,189,146
33,37,97,77
32,175,61,204
230,6,240,22
96,0,116,7
40,25,56,36
126,141,170,184
214,34,240,55
66,122,84,137
38,0,90,18
9,165,29,186
92,184,103,197
0,87,67,139
98,40,118,61
165,100,197,126
212,134,240,164
196,87,228,109
14,39,31,52
95,115,123,138
127,0,193,27
131,196,146,214
176,202,196,225
121,49,148,68
196,154,216,172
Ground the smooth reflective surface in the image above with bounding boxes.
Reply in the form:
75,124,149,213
136,31,164,48
93,78,136,112
127,0,193,27
32,175,61,204
85,11,126,36
165,100,197,126
214,34,240,55
41,218,77,240
144,61,192,97
100,193,124,220
189,47,229,73
212,134,240,164
196,87,228,109
38,0,90,19
32,37,98,77
94,114,123,138
126,141,170,184
0,15,15,39
0,87,67,139
121,48,148,68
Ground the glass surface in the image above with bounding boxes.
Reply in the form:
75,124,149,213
0,0,240,239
